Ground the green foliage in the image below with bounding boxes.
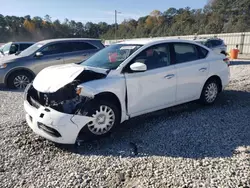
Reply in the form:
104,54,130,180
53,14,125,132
1,1,250,42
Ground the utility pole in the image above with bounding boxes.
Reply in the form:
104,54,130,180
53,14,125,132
115,10,121,42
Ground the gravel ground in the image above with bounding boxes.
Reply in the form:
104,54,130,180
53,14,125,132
0,61,250,188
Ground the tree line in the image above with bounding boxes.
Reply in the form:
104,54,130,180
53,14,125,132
0,0,250,42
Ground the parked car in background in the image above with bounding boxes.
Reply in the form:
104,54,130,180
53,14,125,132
0,42,35,57
23,39,230,144
194,38,227,55
0,38,105,89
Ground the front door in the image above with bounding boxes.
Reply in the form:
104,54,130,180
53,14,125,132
32,43,64,74
124,43,177,117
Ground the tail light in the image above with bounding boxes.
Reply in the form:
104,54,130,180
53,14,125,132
223,58,230,66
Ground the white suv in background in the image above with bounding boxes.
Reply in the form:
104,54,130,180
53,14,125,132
24,39,230,144
194,38,227,55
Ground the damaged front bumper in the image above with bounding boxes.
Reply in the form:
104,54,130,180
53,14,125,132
23,87,95,144
24,100,94,144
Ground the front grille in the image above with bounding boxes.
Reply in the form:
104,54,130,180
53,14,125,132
37,122,61,138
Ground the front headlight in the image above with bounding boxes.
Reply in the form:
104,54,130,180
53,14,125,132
0,63,7,69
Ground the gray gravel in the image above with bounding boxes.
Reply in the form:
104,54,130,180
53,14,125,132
0,61,250,188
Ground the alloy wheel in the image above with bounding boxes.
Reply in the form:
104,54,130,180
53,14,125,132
205,82,218,103
13,75,30,89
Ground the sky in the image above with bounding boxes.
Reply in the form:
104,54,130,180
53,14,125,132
0,0,208,24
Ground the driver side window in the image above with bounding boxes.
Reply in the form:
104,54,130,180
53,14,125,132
41,43,64,56
129,43,171,71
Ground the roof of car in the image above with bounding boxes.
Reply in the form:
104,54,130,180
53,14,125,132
194,38,223,42
39,38,102,44
12,42,35,44
118,38,203,45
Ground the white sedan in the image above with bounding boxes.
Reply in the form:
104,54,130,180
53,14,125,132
23,39,230,144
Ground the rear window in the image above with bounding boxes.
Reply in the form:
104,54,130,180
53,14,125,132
210,40,222,47
70,41,97,52
197,46,209,59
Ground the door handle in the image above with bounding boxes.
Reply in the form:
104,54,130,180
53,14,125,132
199,68,207,72
164,74,175,79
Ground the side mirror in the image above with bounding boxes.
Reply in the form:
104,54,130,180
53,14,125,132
15,51,21,55
35,52,43,57
130,62,147,72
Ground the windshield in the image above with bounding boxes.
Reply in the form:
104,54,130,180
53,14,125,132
2,42,11,54
19,42,45,56
0,45,4,54
81,44,142,69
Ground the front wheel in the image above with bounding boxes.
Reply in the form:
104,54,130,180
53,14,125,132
200,79,219,105
77,100,121,142
7,71,33,89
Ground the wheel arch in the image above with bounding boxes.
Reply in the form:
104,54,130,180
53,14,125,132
4,67,35,85
95,92,122,115
203,75,222,93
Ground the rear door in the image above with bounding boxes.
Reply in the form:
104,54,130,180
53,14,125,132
63,41,100,64
172,42,209,103
32,42,64,74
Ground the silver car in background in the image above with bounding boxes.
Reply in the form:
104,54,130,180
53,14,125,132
194,38,227,55
0,38,104,89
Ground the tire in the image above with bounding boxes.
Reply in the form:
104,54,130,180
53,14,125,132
7,71,33,89
77,100,121,142
199,79,219,105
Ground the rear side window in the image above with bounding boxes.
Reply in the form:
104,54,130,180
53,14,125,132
197,46,209,59
70,42,97,52
173,43,199,63
20,43,33,51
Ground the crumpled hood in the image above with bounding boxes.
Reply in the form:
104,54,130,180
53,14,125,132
33,63,108,93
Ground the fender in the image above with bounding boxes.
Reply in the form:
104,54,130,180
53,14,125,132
4,67,35,84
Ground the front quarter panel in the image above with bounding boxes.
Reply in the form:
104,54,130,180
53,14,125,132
2,57,35,84
78,74,128,122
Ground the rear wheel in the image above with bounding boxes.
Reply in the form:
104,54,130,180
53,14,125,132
7,71,33,89
200,79,219,105
77,100,120,142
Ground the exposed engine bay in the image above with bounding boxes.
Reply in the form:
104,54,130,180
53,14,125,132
26,70,107,115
